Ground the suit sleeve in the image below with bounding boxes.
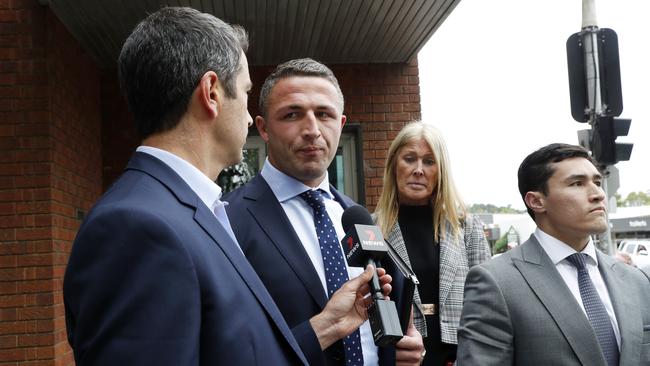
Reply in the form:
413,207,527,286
291,320,328,366
225,191,328,366
457,265,514,366
464,215,492,267
64,208,200,365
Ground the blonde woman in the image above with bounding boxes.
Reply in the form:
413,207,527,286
374,121,490,365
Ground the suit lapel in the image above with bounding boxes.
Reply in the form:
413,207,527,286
385,218,456,308
329,184,355,209
386,223,411,269
598,252,643,365
243,176,329,307
439,221,460,307
193,204,298,324
513,236,606,366
127,153,307,364
386,222,425,317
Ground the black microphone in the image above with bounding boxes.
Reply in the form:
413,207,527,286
341,205,403,347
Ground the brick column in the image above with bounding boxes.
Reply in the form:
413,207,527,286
335,60,421,210
0,1,101,365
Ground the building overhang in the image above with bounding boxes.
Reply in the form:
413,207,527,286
47,0,461,68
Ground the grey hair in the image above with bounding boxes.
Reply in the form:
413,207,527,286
118,7,248,139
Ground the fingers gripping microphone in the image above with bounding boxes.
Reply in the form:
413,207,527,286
341,206,403,347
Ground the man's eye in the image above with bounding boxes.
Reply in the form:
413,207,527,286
284,112,298,119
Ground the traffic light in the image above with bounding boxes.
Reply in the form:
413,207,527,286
591,116,633,165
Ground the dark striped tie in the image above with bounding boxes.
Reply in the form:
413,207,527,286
566,253,619,366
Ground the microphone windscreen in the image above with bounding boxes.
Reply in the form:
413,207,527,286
341,205,374,233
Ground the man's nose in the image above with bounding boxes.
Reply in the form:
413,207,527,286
591,183,606,201
302,112,321,138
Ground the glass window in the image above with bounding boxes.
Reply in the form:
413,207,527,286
327,131,361,202
218,126,364,204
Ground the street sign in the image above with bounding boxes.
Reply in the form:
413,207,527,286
566,28,623,122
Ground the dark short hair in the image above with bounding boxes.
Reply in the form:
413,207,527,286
518,143,599,220
118,7,248,139
258,58,344,117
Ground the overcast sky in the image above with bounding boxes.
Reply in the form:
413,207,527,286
418,0,648,210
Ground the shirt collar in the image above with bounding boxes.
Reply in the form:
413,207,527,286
534,227,598,265
137,146,223,210
260,158,334,203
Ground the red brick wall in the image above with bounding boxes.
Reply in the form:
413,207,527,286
0,1,102,365
47,7,102,365
0,2,417,363
100,71,137,191
102,61,421,209
332,60,421,209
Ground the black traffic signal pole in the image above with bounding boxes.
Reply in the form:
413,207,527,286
566,0,633,254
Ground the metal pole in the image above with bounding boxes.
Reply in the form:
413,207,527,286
581,0,615,254
581,0,601,117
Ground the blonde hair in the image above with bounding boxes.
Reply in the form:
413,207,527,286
375,121,466,241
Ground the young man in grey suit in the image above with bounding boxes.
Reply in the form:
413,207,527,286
457,143,650,366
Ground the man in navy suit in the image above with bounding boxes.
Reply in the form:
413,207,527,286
63,9,385,365
225,58,425,366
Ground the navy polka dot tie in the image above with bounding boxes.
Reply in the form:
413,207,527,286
300,189,364,366
566,253,619,366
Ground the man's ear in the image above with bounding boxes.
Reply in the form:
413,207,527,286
340,114,347,128
198,71,220,118
524,191,546,215
255,115,269,142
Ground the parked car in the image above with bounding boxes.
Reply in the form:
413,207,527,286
618,240,650,268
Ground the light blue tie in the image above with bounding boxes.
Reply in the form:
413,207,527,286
300,189,364,366
566,253,619,366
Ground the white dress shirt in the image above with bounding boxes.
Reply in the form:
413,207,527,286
260,159,379,366
534,228,621,347
136,146,240,248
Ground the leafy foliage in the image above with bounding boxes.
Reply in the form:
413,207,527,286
493,233,509,254
615,190,650,207
217,150,257,193
467,203,525,214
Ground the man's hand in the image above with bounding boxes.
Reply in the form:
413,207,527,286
310,265,392,349
395,309,425,366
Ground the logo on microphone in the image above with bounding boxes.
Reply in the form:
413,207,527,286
359,226,385,248
347,236,355,249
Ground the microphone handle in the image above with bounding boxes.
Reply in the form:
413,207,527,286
367,258,384,300
364,258,404,346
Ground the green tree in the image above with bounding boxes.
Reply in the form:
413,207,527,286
619,190,650,207
615,192,623,207
467,203,525,214
493,233,508,254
